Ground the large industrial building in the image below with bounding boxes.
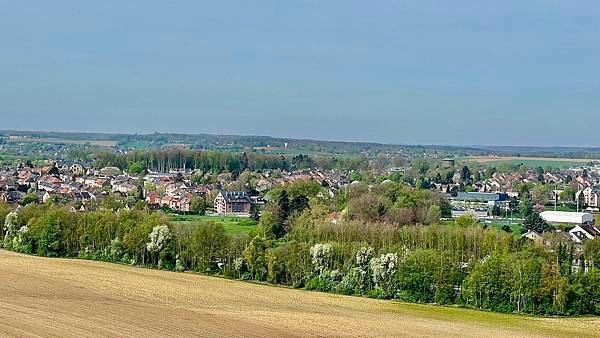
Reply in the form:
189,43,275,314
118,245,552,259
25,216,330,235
455,192,509,206
539,211,594,225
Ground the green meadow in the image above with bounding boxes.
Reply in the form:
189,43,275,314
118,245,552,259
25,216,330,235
170,214,259,234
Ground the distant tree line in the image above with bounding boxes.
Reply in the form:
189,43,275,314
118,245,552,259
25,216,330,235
93,149,368,173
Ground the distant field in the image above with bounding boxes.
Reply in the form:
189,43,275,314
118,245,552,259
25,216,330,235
253,147,327,155
6,136,117,147
1,250,598,337
118,140,153,149
0,153,21,160
170,214,259,234
252,146,359,158
465,156,594,168
0,153,45,165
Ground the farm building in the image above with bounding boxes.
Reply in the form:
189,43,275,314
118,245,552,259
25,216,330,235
540,211,594,225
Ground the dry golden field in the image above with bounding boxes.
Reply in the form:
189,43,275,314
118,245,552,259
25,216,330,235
0,250,598,337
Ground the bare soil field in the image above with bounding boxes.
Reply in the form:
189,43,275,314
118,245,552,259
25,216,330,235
0,250,598,338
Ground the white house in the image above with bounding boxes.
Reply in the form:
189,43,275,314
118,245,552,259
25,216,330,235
569,224,600,243
576,186,600,208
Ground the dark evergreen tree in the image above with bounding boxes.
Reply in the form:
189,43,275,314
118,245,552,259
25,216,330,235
522,211,550,233
271,190,290,238
277,190,290,222
290,195,310,215
491,205,502,217
446,170,455,184
509,196,519,212
250,204,260,221
460,166,471,182
137,181,145,201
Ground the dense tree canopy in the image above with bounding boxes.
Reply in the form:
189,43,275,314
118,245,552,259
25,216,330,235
93,149,368,173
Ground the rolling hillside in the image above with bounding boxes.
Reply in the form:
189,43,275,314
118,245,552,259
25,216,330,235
0,250,598,337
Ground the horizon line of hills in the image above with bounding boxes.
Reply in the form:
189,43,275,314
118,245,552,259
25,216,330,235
1,129,600,159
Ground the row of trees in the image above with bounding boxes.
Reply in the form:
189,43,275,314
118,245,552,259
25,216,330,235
94,149,290,173
93,149,368,174
2,187,600,315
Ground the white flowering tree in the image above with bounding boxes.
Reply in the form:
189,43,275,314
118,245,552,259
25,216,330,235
146,225,172,266
310,243,333,274
355,246,374,292
3,211,19,247
109,238,122,261
233,257,244,278
175,254,185,272
10,225,30,253
335,246,375,295
371,252,399,297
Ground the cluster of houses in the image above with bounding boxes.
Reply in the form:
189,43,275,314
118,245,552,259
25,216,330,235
0,161,98,207
142,172,206,212
0,161,349,216
251,169,347,193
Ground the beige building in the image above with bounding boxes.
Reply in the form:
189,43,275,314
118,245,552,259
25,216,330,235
214,191,252,214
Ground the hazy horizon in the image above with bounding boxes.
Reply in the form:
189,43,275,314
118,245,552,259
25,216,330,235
1,1,599,147
6,128,600,150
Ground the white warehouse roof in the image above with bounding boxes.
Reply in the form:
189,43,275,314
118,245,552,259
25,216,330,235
540,211,594,224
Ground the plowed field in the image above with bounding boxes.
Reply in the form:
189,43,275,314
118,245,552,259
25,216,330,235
0,250,597,337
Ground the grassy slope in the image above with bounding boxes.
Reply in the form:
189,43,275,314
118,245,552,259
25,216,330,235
487,222,523,236
0,250,597,337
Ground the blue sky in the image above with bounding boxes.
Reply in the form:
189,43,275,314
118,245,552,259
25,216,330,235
0,1,599,146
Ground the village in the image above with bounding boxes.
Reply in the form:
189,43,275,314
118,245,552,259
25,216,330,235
1,156,600,261
0,160,348,215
